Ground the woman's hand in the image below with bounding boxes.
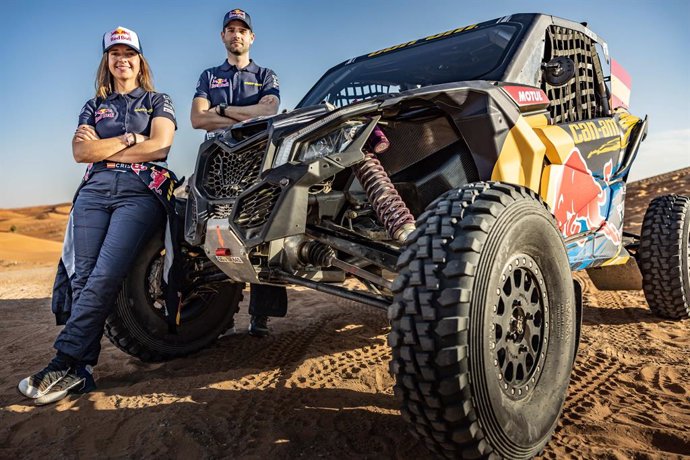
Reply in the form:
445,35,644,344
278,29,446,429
106,118,174,163
72,124,127,163
74,125,100,142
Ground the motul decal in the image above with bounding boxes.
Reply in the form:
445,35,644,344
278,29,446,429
502,85,549,107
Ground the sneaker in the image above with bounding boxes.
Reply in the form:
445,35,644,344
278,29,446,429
18,355,72,399
34,365,95,406
72,364,97,394
248,315,269,337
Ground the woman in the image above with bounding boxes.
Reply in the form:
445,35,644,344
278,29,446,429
18,26,177,405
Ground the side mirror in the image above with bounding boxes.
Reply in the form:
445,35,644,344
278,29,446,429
542,57,576,87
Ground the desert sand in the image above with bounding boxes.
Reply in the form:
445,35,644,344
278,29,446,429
1,169,689,459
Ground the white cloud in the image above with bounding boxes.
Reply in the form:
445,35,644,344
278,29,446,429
630,128,690,180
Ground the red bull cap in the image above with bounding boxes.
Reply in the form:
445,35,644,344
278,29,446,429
102,26,142,54
223,9,252,31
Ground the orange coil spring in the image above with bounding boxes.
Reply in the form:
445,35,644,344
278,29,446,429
353,150,415,240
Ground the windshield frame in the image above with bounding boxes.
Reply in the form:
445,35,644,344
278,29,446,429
297,22,524,109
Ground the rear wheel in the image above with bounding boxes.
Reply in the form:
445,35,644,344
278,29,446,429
105,232,243,362
638,194,690,319
389,182,577,459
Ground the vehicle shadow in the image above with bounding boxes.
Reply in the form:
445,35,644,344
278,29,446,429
1,295,437,459
574,272,670,327
1,384,433,459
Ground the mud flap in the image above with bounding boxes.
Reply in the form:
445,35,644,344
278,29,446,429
249,284,288,317
586,257,643,291
573,279,583,361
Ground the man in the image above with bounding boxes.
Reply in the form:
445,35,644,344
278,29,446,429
191,8,286,337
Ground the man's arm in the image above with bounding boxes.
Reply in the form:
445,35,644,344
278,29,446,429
190,97,241,131
223,94,279,121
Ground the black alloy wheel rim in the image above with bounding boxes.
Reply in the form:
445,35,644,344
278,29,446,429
144,251,214,323
489,254,549,401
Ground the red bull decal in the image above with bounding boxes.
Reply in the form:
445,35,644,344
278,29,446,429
95,108,115,123
148,169,170,195
131,164,148,175
111,28,131,42
230,9,246,19
210,77,230,89
552,150,618,245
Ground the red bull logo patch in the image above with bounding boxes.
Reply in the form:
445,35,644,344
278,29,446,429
110,27,131,42
230,9,246,19
148,169,170,195
552,150,617,244
95,108,115,123
210,77,230,89
131,164,148,175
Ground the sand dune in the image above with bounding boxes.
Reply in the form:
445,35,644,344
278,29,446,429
0,170,689,459
0,233,62,267
0,203,70,243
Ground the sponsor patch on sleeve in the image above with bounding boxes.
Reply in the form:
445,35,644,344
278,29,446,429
162,94,175,117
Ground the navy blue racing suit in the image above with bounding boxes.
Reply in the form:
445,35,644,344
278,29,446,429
53,88,177,365
194,60,287,317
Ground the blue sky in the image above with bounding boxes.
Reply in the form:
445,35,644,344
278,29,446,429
0,0,688,207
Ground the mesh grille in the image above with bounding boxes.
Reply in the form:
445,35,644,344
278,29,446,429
543,26,606,124
202,141,267,199
210,203,233,219
187,191,198,228
234,183,282,230
328,82,400,107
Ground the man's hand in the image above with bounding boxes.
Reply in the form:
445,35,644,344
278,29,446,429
222,94,279,121
258,94,280,111
191,97,241,131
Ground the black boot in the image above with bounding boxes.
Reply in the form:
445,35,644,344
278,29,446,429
248,315,269,337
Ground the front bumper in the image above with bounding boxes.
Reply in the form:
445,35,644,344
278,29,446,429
203,218,261,283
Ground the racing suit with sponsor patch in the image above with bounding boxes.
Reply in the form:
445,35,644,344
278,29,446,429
51,88,180,365
194,59,287,317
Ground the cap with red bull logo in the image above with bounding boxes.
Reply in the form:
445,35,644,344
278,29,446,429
102,26,142,54
223,8,252,31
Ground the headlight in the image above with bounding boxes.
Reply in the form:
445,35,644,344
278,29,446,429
273,102,378,167
298,121,367,162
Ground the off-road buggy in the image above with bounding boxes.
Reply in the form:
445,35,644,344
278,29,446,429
105,13,689,459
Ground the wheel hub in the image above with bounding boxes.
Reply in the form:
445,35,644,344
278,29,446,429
489,254,549,400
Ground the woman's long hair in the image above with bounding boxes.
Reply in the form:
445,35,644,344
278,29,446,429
95,52,155,99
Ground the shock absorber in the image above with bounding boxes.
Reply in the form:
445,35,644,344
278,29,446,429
353,125,416,242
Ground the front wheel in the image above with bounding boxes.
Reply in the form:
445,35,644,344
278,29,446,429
389,182,577,459
105,232,243,362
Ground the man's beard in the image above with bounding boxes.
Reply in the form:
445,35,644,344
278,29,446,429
226,42,247,56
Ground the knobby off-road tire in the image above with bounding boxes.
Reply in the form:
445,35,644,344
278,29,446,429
638,194,690,319
389,182,577,459
105,232,243,362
